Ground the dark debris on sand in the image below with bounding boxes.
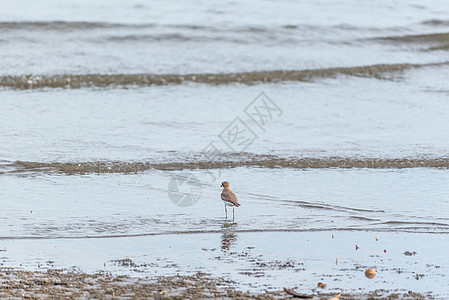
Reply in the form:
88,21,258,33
0,268,432,299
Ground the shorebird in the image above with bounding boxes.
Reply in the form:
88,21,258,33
220,181,240,219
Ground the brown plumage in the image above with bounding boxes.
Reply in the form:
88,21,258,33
221,181,240,207
221,181,240,219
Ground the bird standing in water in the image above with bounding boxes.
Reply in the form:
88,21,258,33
221,181,240,220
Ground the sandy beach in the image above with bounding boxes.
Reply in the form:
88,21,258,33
0,268,431,299
2,0,449,298
0,230,447,298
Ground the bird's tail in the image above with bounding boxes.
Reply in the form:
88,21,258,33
236,203,241,207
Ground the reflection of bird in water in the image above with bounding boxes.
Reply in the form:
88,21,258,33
220,181,240,220
221,221,237,251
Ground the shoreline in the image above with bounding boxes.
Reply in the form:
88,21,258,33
0,231,447,297
0,269,431,299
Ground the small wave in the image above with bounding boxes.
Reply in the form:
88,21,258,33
0,21,330,34
0,21,314,36
377,221,449,227
1,62,447,89
282,199,385,214
0,226,448,240
421,19,449,27
104,33,210,42
428,44,449,51
106,33,183,42
376,32,449,44
0,21,157,31
102,33,251,44
373,32,449,51
3,156,449,175
350,216,380,221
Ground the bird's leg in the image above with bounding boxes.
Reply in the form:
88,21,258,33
225,205,227,219
233,206,235,220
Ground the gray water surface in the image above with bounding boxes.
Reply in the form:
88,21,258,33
1,0,449,296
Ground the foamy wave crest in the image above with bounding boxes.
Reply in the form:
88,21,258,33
2,156,449,175
1,62,447,89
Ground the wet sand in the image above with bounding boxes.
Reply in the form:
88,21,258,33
2,0,449,299
0,268,430,299
0,231,447,298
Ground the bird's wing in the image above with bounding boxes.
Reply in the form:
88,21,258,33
221,190,240,206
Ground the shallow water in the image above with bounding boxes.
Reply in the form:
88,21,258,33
1,168,449,239
1,74,449,162
1,0,449,75
1,231,448,297
1,0,449,296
